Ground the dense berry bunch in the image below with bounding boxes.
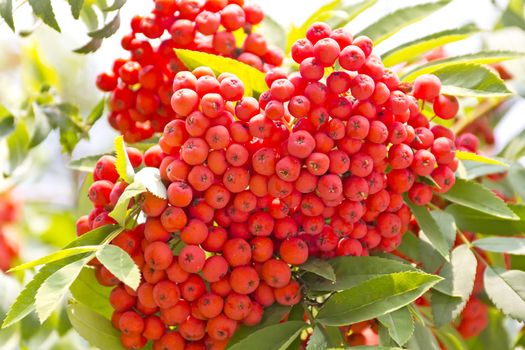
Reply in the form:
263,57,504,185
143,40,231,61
0,192,21,272
96,0,284,143
77,20,469,350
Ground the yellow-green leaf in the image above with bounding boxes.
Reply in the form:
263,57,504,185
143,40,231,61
381,24,479,67
8,246,100,272
402,51,524,81
114,135,134,183
456,151,509,167
175,49,267,96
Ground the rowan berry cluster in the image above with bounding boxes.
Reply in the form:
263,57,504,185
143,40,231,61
0,192,21,272
95,0,283,143
76,20,468,350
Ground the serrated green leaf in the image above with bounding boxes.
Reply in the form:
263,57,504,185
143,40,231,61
508,164,525,199
473,237,525,255
134,167,167,199
67,0,84,19
397,232,446,273
382,24,479,67
69,154,108,172
1,225,120,329
114,135,134,183
28,0,60,32
35,258,90,323
227,321,306,350
446,203,525,235
302,256,417,292
29,103,52,148
357,1,451,44
316,271,442,326
456,151,509,167
461,160,509,180
407,317,440,350
424,63,512,97
378,307,414,346
109,181,146,226
0,105,15,139
67,301,125,349
431,245,476,326
74,38,103,54
306,326,327,350
103,0,125,11
86,98,105,125
6,121,29,173
300,258,336,282
8,246,100,272
0,0,14,31
96,245,140,290
88,12,120,38
441,178,518,219
70,268,113,319
434,324,469,350
175,49,267,96
402,51,523,81
484,268,525,321
405,202,454,260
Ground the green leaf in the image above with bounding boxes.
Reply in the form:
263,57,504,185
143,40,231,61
508,165,525,199
406,317,440,350
316,271,442,326
441,178,518,219
228,304,291,346
484,268,525,321
134,167,167,199
0,105,15,139
456,151,509,167
285,0,342,52
67,0,84,19
431,245,477,326
86,98,105,125
321,0,379,33
357,1,452,44
473,237,525,255
96,245,140,290
88,12,120,38
35,258,90,323
103,0,125,11
109,181,146,226
70,267,113,319
74,38,103,54
306,326,327,350
67,301,124,350
114,135,134,183
302,256,417,292
69,154,108,172
406,201,455,259
175,49,267,96
328,347,404,350
402,51,524,82
6,121,29,173
29,103,52,148
258,14,286,51
461,160,508,180
1,225,119,329
397,232,446,273
446,203,525,235
377,307,414,346
0,0,14,31
227,321,306,350
434,325,469,350
8,246,100,272
424,63,512,97
300,258,336,282
381,24,479,67
28,0,60,32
